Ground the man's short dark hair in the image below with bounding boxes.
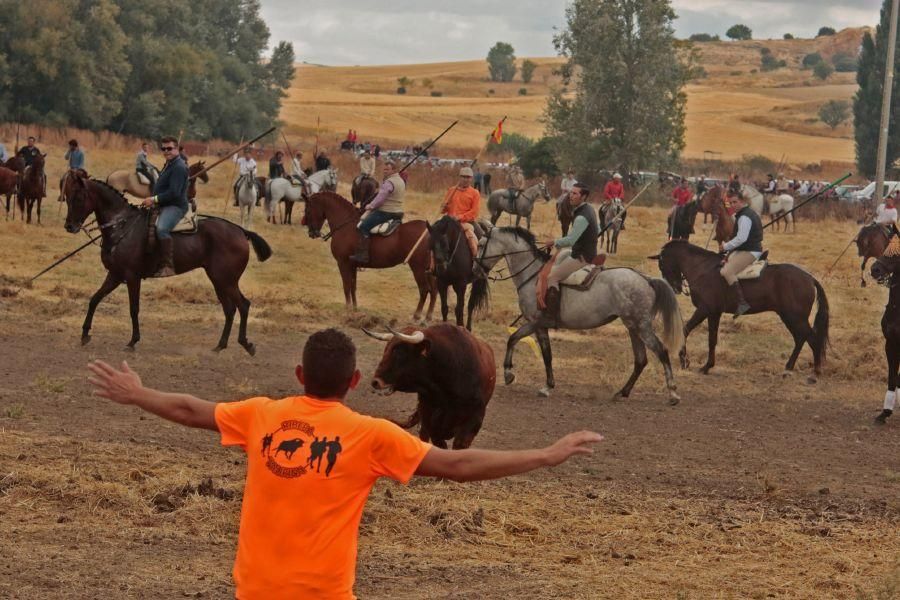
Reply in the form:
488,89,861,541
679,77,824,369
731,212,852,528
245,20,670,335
159,135,178,145
302,329,357,398
27,136,35,142
68,139,78,146
574,182,590,198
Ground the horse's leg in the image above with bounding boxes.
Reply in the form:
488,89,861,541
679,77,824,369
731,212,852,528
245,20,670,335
212,281,237,353
503,321,537,386
515,214,521,229
679,308,707,369
637,319,680,405
614,327,648,400
526,213,531,231
125,278,142,350
453,281,465,327
37,198,42,225
700,313,721,374
337,261,354,308
877,339,900,424
534,327,554,397
350,266,359,309
236,292,255,356
81,274,121,346
409,264,433,323
438,283,449,322
780,314,811,373
861,257,868,288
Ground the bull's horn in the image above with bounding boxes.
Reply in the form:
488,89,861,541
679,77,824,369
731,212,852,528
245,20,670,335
362,328,394,342
386,326,425,344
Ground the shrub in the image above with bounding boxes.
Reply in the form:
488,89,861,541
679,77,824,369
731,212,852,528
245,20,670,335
518,88,528,96
430,90,443,97
691,66,708,80
396,87,406,95
689,33,719,42
726,24,752,41
802,52,823,68
818,99,850,129
817,27,836,37
783,33,794,40
521,59,537,83
832,52,858,72
488,89,495,94
813,61,834,80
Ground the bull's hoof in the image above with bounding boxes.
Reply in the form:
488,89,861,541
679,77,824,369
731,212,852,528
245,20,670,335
537,387,551,398
668,391,681,406
81,335,91,346
806,375,818,385
875,409,892,424
241,342,256,356
504,371,515,385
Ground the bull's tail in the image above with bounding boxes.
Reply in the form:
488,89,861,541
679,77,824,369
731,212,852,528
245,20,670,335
649,277,685,356
391,408,421,430
811,277,830,365
468,276,491,315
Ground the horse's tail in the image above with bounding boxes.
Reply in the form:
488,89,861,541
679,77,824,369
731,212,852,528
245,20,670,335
391,408,421,430
811,277,830,364
468,276,491,315
245,229,273,262
648,277,685,355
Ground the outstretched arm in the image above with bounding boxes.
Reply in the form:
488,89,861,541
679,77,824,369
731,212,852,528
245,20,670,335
87,360,218,431
415,431,602,482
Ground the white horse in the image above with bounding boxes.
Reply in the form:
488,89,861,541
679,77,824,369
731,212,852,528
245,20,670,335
742,184,765,215
767,193,795,232
266,168,338,224
235,174,259,229
487,181,552,230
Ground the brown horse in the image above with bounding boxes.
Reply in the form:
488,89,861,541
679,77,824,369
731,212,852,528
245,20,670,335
19,153,46,224
652,240,829,380
856,223,891,288
870,253,900,423
0,166,17,219
302,191,437,321
699,185,724,225
351,175,379,210
62,172,272,352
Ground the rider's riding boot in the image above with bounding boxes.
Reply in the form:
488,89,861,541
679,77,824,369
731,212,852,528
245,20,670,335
731,282,751,318
155,238,176,278
351,236,371,265
540,286,561,328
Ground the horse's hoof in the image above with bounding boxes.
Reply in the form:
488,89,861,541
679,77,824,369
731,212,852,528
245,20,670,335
699,366,711,375
861,280,867,288
875,409,892,425
679,355,689,369
782,370,794,378
504,371,515,385
668,392,681,406
611,391,627,402
212,345,226,353
537,387,551,398
123,345,136,353
242,342,256,357
81,335,91,346
806,376,818,385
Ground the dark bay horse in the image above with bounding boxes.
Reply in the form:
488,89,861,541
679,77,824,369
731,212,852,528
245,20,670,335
856,223,891,288
0,166,17,219
699,185,724,225
302,191,437,321
652,240,829,380
351,175,379,210
20,153,46,224
427,216,489,330
870,254,900,423
667,201,699,240
62,173,272,352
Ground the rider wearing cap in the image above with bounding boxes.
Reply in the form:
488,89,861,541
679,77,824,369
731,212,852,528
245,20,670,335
352,160,406,265
542,182,600,326
440,166,481,259
506,160,525,203
720,191,763,318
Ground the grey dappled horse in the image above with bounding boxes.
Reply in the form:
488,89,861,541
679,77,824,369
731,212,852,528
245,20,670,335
474,225,684,403
600,199,624,255
487,181,551,230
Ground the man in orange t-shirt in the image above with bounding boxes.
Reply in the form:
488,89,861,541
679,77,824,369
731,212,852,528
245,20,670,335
87,329,602,599
441,166,481,259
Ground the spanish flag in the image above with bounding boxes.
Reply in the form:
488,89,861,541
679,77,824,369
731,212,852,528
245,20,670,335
490,119,503,144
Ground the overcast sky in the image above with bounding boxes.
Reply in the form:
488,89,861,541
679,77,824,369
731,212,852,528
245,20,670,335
260,0,883,66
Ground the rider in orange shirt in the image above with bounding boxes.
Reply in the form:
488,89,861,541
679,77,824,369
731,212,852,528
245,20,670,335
87,329,602,600
441,166,482,259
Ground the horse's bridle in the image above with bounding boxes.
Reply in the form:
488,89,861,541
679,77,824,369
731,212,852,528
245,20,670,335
475,227,549,288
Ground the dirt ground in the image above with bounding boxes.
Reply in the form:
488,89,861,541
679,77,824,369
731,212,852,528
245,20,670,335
1,163,900,599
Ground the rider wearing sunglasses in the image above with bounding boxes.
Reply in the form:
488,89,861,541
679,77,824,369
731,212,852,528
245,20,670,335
141,136,189,277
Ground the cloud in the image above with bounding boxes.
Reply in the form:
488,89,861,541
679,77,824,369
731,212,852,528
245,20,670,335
260,0,882,65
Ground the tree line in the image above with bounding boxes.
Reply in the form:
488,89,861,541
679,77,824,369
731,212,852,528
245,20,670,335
0,0,294,142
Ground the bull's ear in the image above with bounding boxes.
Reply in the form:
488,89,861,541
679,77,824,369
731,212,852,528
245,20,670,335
419,339,432,357
647,254,660,261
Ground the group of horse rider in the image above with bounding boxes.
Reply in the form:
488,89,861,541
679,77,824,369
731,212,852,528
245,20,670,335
230,146,312,206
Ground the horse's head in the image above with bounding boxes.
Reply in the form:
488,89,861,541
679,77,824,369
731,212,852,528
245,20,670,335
428,216,455,278
650,242,686,294
872,251,900,285
326,167,338,191
473,222,502,278
31,153,45,173
303,192,327,238
63,172,95,233
190,161,209,183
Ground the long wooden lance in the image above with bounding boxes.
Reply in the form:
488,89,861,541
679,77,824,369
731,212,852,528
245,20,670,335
599,182,652,238
26,234,101,285
763,172,852,230
399,120,459,174
188,126,276,182
221,135,244,216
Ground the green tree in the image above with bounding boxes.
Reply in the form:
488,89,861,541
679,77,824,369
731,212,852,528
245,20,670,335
802,52,823,68
818,100,850,129
688,33,718,42
519,137,560,178
817,26,836,37
813,61,834,80
831,52,858,72
726,24,752,41
521,59,537,83
546,0,689,174
397,76,413,88
783,33,794,40
485,132,534,157
486,42,517,82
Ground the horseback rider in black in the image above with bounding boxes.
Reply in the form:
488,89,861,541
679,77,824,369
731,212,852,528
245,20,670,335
141,136,189,277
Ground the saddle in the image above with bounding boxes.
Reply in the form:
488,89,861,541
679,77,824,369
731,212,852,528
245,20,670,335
136,171,151,185
171,206,199,234
735,250,769,280
370,218,403,237
536,255,607,308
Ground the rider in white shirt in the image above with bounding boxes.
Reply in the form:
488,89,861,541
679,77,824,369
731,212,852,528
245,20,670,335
875,194,898,226
233,147,261,205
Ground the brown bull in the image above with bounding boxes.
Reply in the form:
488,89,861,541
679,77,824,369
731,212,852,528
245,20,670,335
365,324,496,449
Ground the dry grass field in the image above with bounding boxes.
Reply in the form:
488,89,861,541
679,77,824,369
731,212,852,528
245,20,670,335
285,29,867,166
1,141,900,598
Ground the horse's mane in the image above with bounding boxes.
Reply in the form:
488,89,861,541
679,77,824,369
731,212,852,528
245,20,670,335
88,178,137,210
663,239,718,259
496,226,549,260
431,214,461,235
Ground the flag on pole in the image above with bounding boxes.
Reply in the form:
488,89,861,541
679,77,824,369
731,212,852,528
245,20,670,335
490,119,503,144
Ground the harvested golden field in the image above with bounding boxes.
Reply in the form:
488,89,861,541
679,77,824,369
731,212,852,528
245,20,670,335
284,29,867,164
1,143,899,598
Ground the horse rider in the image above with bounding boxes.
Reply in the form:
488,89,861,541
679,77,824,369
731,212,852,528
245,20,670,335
764,174,777,197
315,151,331,172
874,194,898,228
136,142,158,189
728,173,742,197
602,172,626,230
267,151,289,204
233,147,261,207
559,169,577,206
17,136,45,196
541,182,600,326
776,173,789,194
290,150,308,187
440,166,481,260
352,159,406,265
355,148,376,188
720,191,763,318
669,178,693,236
141,136,189,278
695,174,709,199
65,139,85,171
506,159,525,204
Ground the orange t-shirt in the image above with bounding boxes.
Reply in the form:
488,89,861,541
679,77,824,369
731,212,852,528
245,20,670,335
442,185,481,222
215,396,431,600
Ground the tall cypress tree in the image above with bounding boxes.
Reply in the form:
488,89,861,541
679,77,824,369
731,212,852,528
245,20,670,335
854,1,900,179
